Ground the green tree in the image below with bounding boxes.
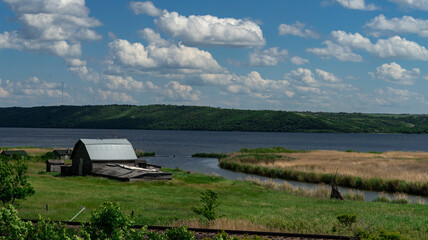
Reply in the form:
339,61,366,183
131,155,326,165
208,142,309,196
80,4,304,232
192,190,220,221
0,156,35,206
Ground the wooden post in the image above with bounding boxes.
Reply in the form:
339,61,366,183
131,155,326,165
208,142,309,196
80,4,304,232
46,204,49,211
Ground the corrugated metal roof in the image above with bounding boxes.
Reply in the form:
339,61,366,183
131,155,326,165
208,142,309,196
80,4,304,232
80,139,137,161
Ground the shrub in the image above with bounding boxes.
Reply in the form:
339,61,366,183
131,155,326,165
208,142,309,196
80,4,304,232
0,204,31,239
27,215,71,240
165,226,195,240
333,214,403,240
83,201,147,239
0,157,35,206
192,190,220,221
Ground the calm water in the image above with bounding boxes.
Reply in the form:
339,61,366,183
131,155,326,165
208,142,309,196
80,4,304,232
2,127,428,155
1,127,427,203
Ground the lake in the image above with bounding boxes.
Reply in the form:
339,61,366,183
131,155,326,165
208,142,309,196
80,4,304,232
1,127,428,155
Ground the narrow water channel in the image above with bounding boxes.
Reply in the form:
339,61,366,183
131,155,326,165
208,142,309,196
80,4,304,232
144,156,427,204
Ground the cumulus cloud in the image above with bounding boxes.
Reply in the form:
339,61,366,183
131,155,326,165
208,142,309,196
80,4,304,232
290,56,310,65
369,62,420,85
309,31,428,61
307,40,363,62
0,0,101,57
375,87,418,105
162,81,201,101
130,1,161,16
285,68,318,85
0,76,69,103
104,75,146,91
389,0,428,11
132,1,265,47
278,21,319,38
108,30,223,75
249,47,288,66
316,69,340,82
0,0,102,83
336,0,378,10
366,15,428,37
0,79,9,98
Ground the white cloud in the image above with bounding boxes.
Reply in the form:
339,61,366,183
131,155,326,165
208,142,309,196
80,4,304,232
132,2,265,47
307,40,363,62
108,31,223,75
162,81,201,101
375,87,418,104
316,69,340,82
0,76,69,100
309,31,428,61
389,0,428,11
336,0,378,10
366,15,428,37
369,62,420,85
332,31,372,51
285,68,318,85
0,79,9,98
290,56,309,65
249,47,288,66
130,1,162,16
199,73,233,86
104,75,146,91
0,0,101,57
278,21,319,38
98,89,136,104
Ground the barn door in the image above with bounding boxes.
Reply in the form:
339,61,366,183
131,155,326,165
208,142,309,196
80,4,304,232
79,158,83,175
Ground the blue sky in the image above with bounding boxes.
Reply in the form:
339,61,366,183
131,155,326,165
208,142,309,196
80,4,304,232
1,0,428,113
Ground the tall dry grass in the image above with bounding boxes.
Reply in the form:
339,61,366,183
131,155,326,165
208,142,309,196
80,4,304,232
244,177,331,199
170,218,268,231
245,150,427,183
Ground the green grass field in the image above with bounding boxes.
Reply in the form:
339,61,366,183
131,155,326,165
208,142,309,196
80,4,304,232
14,161,428,239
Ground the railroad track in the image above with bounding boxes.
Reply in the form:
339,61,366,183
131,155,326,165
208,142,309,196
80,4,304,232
24,219,352,240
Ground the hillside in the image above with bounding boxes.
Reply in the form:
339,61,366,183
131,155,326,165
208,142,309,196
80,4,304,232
1,105,428,133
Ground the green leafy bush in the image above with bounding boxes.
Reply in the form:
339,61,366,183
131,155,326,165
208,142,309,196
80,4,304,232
0,157,35,206
333,214,403,240
82,201,147,240
0,204,31,239
165,226,195,240
192,190,220,221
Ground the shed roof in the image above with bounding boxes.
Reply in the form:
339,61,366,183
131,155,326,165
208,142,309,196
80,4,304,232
53,149,72,155
72,139,137,161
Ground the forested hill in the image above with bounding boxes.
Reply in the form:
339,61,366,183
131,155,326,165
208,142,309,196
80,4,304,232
1,105,428,133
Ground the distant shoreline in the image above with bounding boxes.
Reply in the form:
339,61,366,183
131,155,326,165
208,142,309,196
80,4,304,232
1,104,428,134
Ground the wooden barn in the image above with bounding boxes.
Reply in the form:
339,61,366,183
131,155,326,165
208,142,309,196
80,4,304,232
71,139,138,176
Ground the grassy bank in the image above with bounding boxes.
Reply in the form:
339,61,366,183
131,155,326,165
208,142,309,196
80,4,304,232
8,157,427,239
219,148,428,196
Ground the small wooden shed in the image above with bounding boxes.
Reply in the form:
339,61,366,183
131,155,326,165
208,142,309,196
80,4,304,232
53,149,72,160
46,160,65,172
1,150,27,157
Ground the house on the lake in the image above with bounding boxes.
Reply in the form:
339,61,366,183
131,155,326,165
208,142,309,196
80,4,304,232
1,150,27,157
67,138,171,181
